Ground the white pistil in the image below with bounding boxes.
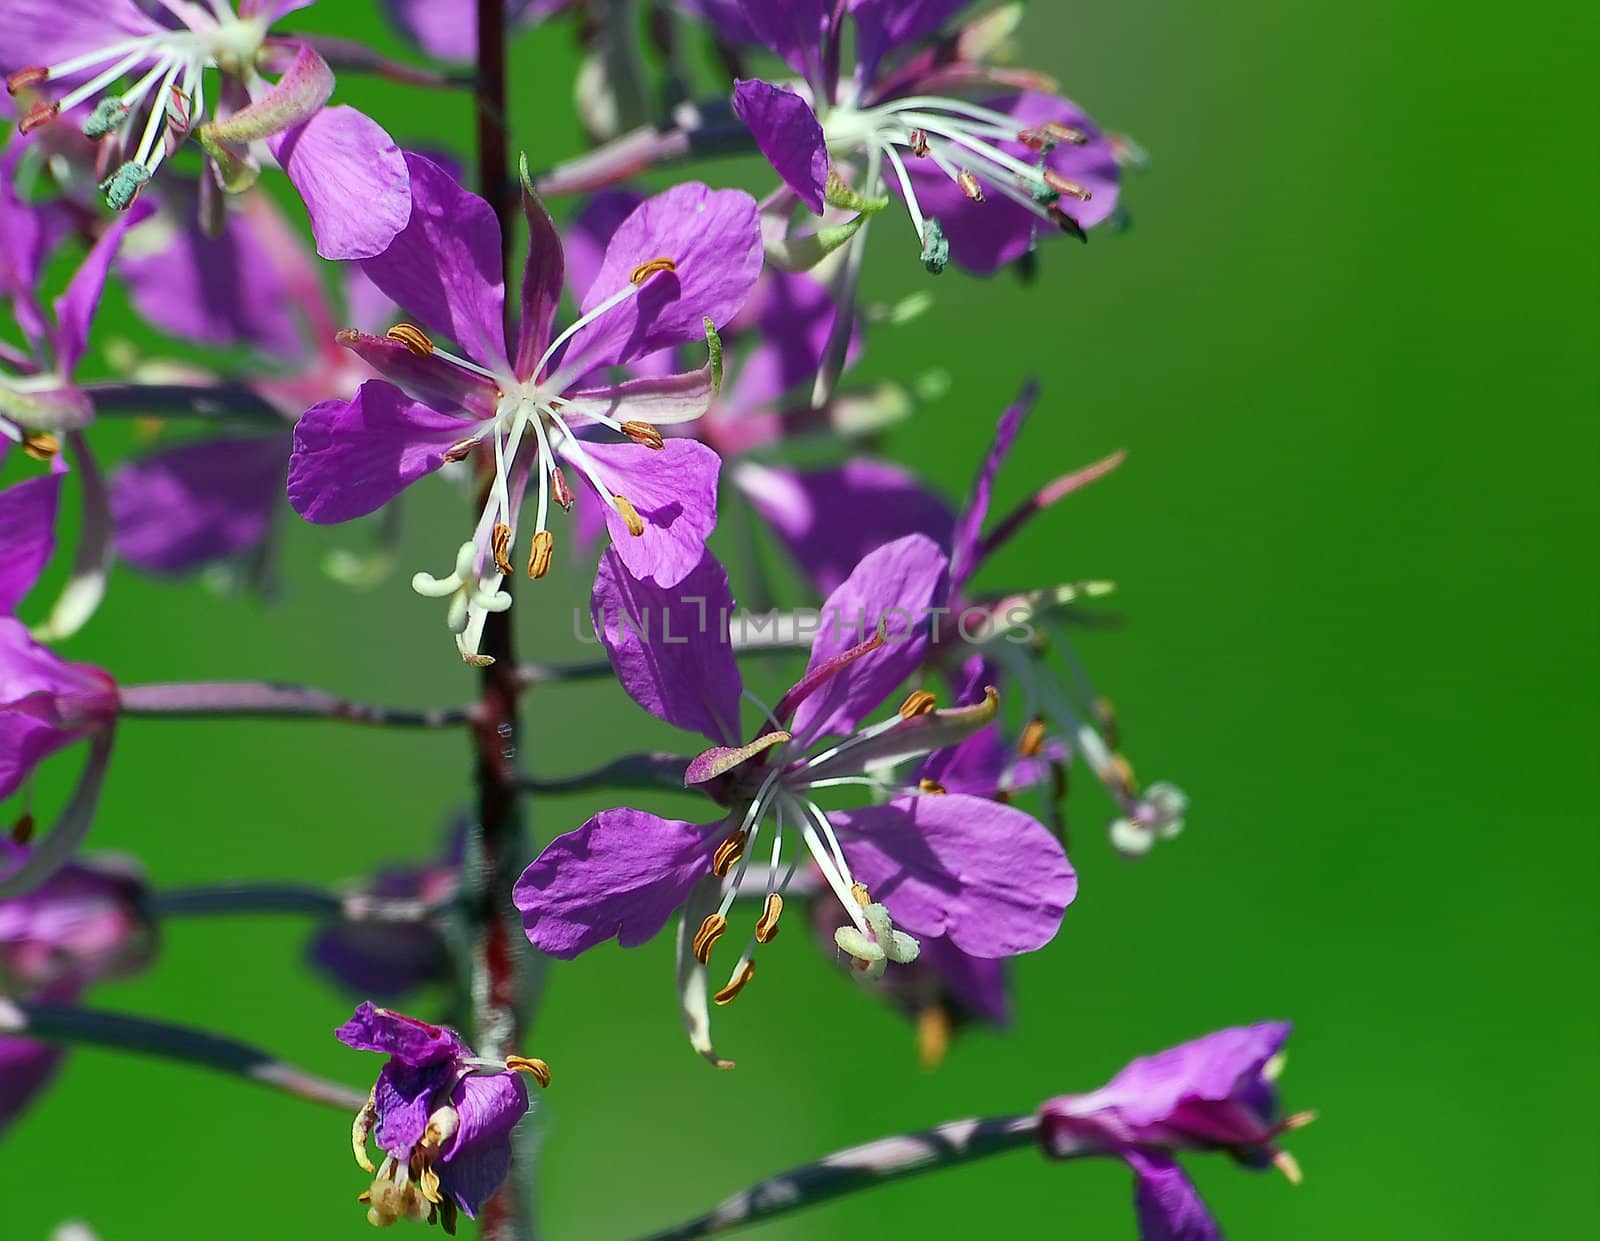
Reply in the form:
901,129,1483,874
781,791,870,936
132,60,184,166
881,143,931,244
412,541,510,634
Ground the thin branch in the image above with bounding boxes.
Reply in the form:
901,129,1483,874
633,1114,1042,1241
292,33,478,88
0,998,367,1111
519,752,693,795
148,882,439,923
81,381,287,423
117,681,475,727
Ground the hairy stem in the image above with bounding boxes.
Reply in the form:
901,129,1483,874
0,998,368,1111
633,1115,1042,1241
118,681,474,727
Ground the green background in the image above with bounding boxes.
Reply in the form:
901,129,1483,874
4,1,1596,1239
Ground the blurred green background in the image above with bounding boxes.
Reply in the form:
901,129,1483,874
5,1,1596,1239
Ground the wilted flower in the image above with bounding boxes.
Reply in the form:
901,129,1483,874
2,0,410,258
288,154,762,660
1038,1022,1314,1241
339,1002,548,1230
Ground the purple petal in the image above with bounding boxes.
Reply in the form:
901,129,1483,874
789,533,948,744
1123,1150,1222,1241
336,330,501,419
269,105,413,261
555,184,762,379
335,1001,469,1064
722,268,846,409
591,546,742,745
832,793,1075,957
1088,1023,1293,1130
373,1057,454,1155
0,469,62,612
51,202,146,376
111,435,287,574
119,192,304,359
733,0,829,88
438,1072,529,1217
850,0,970,85
738,459,956,597
513,807,721,957
0,0,158,75
561,363,719,431
0,1034,66,1136
918,934,1012,1027
684,730,788,786
240,0,316,18
513,184,565,378
207,44,334,144
287,382,475,524
0,619,116,802
915,724,1008,798
576,437,721,589
949,380,1036,592
357,153,505,361
562,190,646,309
383,0,480,60
732,79,828,213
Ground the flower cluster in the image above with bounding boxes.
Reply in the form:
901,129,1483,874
0,1,1304,1238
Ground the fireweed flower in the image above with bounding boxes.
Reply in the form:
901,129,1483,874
514,534,1075,1062
288,154,762,660
338,1002,548,1230
310,822,460,999
1038,1022,1314,1241
728,0,1121,274
1,0,410,259
750,380,1187,858
0,470,118,900
0,839,155,1134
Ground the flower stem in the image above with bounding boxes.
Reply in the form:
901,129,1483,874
632,1114,1042,1241
117,681,474,727
0,998,368,1112
148,881,438,922
472,4,535,1239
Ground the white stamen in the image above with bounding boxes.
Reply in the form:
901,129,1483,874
54,50,147,114
41,35,164,83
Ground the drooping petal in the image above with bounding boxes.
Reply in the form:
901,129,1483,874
949,379,1036,592
732,79,828,213
675,874,736,1068
0,468,63,613
206,44,335,144
591,546,741,745
732,0,830,89
438,1072,529,1217
560,363,719,430
514,807,724,957
287,382,474,524
335,1001,469,1064
336,330,501,419
0,729,113,900
1082,1023,1293,1130
513,182,564,378
356,153,505,360
28,431,111,643
556,184,761,379
1123,1150,1223,1241
111,435,287,574
737,459,955,597
831,793,1075,957
575,437,721,589
789,533,948,744
269,105,413,261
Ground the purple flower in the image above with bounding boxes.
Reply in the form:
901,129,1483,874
727,1,1124,274
0,840,155,1133
339,1002,547,1228
756,380,1186,858
288,154,763,660
309,824,460,999
0,470,119,899
513,534,1075,1063
1038,1022,1314,1241
2,0,410,259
